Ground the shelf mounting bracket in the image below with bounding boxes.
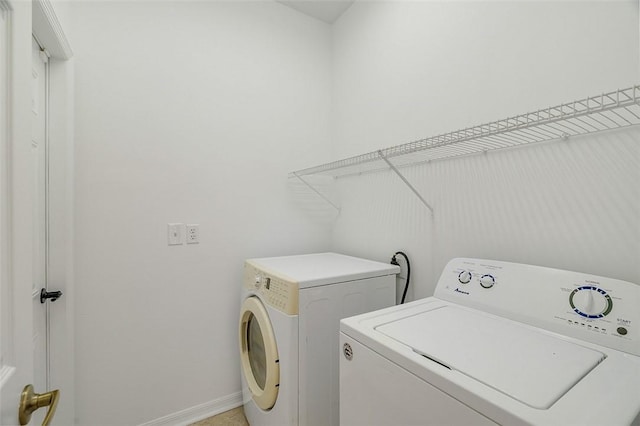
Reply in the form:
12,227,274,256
292,172,341,212
377,150,434,214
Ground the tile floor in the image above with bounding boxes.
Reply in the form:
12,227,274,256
190,407,249,426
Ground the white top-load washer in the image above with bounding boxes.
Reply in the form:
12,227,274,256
340,258,640,426
239,253,399,426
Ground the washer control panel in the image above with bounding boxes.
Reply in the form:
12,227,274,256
244,262,299,315
435,258,640,356
569,286,613,318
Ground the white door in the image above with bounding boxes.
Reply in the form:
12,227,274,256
0,3,25,425
0,2,60,424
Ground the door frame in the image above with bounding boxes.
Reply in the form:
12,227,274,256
32,0,75,424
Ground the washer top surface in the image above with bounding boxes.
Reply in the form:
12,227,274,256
340,258,640,425
246,252,399,289
376,305,605,409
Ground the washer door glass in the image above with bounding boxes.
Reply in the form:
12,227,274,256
247,313,266,389
239,296,279,410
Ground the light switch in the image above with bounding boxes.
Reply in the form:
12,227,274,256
168,223,184,245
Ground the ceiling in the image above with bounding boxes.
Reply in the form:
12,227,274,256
277,1,355,24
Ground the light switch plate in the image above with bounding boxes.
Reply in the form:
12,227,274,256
168,223,184,245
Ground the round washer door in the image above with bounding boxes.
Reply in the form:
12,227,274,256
239,296,280,410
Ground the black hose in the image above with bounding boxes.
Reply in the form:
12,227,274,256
391,251,411,304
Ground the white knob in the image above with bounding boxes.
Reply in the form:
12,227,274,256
254,275,262,288
572,289,608,316
479,274,495,289
458,271,472,284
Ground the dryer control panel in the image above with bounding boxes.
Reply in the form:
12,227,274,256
435,258,640,357
244,261,299,315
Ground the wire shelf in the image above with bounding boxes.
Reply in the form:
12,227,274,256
289,85,640,179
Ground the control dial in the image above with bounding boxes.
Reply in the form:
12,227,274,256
458,271,472,284
569,286,613,318
254,275,262,289
479,274,495,289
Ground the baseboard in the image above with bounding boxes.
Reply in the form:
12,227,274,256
138,391,243,426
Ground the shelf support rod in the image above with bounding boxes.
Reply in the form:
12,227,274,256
292,172,341,212
377,150,434,214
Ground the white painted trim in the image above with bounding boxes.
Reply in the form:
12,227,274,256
0,0,11,376
0,0,10,16
31,1,75,424
46,55,76,424
138,392,243,426
32,0,73,60
0,365,15,389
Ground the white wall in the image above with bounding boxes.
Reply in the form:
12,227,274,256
70,1,640,423
330,1,640,300
71,2,331,424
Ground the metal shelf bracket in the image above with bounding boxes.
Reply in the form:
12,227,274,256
377,150,434,214
292,172,341,213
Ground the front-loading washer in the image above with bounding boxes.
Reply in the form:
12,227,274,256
340,258,640,426
239,252,399,426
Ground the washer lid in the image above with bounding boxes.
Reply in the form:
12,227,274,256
376,306,606,409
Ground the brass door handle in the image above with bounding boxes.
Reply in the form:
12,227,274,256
19,384,60,426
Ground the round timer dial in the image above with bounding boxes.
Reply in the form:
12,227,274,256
569,286,613,318
479,274,495,289
458,271,472,284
